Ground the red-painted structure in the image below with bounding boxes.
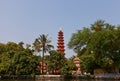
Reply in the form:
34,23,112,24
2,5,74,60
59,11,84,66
57,28,65,55
37,62,47,74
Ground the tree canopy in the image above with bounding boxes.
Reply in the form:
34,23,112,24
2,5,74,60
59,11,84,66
68,20,120,73
0,42,39,76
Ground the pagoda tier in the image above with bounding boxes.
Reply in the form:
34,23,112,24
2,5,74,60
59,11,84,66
57,29,65,55
57,45,64,47
57,42,64,45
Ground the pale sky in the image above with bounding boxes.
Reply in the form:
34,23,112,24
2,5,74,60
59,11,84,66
0,0,120,58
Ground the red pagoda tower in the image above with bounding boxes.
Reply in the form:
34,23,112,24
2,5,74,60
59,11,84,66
57,28,65,55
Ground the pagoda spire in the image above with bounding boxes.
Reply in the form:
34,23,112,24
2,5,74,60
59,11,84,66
57,28,65,55
60,27,62,31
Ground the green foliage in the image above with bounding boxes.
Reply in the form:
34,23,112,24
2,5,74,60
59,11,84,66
68,20,120,73
80,54,95,74
0,42,39,76
61,57,76,75
48,50,65,74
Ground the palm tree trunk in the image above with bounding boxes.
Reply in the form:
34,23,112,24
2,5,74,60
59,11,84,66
39,52,42,74
42,47,44,74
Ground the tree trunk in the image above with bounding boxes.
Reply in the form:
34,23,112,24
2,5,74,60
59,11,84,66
42,47,45,74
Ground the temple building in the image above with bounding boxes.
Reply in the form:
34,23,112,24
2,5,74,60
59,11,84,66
57,28,65,55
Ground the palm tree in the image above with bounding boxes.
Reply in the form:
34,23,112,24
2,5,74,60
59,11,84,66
91,20,105,31
33,38,42,55
38,34,54,74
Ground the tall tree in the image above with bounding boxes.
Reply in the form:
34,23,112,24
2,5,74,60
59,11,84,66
36,34,54,74
68,20,120,73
